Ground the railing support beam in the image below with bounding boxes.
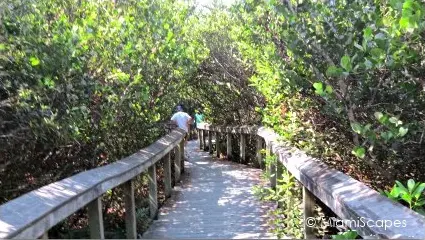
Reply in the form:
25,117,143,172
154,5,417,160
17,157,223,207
202,130,207,151
256,137,263,168
216,132,221,158
123,180,137,239
267,142,276,190
226,133,232,160
164,152,172,198
303,186,315,239
240,133,246,163
175,146,181,182
87,197,105,239
180,140,185,173
148,165,158,219
208,131,213,154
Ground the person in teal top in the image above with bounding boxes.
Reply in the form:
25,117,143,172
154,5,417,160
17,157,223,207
194,109,204,129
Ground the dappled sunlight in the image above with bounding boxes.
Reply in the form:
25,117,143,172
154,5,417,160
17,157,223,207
143,140,276,238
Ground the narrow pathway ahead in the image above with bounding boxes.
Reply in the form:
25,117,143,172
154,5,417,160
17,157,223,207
142,140,276,239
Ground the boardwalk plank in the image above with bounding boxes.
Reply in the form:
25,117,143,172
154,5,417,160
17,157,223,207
142,140,277,239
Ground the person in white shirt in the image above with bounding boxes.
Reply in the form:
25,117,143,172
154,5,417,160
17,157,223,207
170,105,193,145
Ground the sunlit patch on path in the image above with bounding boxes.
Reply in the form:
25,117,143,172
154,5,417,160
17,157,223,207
142,140,277,239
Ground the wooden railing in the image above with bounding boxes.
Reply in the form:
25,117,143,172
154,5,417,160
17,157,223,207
197,123,425,239
0,128,186,239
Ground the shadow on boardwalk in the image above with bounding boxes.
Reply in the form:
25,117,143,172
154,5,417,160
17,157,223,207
142,140,277,239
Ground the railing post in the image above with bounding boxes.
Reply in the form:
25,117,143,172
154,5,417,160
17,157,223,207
39,232,48,239
198,129,203,149
174,146,181,183
180,140,185,173
202,129,207,151
276,161,284,208
240,133,246,163
87,197,105,239
303,186,315,239
123,180,137,239
226,132,232,160
148,165,158,219
256,136,263,168
164,152,172,198
267,142,276,190
216,132,221,158
208,130,213,154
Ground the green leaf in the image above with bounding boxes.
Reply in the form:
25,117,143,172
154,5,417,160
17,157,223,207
396,180,409,194
371,48,386,60
364,59,373,69
398,127,408,137
408,179,416,193
350,122,363,134
30,57,40,66
326,66,343,77
374,112,384,121
413,183,425,199
313,82,323,95
352,146,366,159
0,44,5,51
364,27,373,40
381,131,393,141
325,85,333,94
340,55,352,72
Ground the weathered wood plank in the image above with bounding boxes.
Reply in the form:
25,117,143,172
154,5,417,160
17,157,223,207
266,142,276,190
240,133,246,163
123,180,137,239
256,136,263,168
216,132,221,158
148,165,158,220
198,129,202,149
202,130,207,151
164,153,172,198
180,140,185,174
226,133,232,160
208,131,213,154
303,186,315,239
174,146,181,183
87,197,105,239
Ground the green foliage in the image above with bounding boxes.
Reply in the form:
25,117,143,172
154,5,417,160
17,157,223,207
331,230,359,239
380,179,425,212
253,166,303,238
227,0,425,192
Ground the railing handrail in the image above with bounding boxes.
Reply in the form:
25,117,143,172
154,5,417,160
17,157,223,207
197,123,425,239
0,128,186,239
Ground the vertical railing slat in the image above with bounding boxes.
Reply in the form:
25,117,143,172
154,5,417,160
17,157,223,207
226,132,232,160
267,142,276,190
87,197,105,239
164,152,172,198
198,128,202,149
256,137,263,168
174,146,181,182
180,140,185,173
240,133,246,163
303,186,315,239
148,165,158,220
123,180,137,239
216,132,221,158
202,130,207,151
208,130,213,154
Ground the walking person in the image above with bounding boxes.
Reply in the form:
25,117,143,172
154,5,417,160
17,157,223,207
170,105,193,146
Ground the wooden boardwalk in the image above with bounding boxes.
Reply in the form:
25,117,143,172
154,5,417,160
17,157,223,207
142,140,277,239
